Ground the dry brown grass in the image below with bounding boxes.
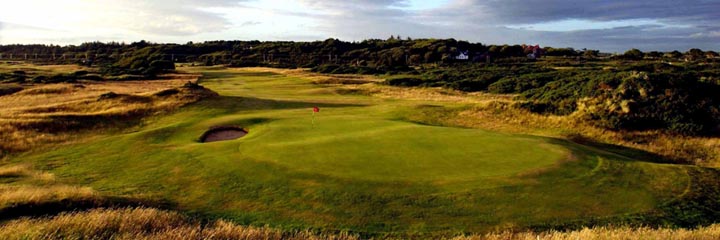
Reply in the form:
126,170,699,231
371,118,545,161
0,62,92,75
0,73,214,155
0,207,359,240
0,164,55,182
455,225,720,240
0,164,98,210
0,184,97,209
358,84,516,104
3,206,720,240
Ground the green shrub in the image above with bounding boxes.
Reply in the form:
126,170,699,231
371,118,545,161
385,76,424,87
149,60,175,70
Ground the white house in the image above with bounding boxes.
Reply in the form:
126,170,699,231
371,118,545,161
456,51,469,60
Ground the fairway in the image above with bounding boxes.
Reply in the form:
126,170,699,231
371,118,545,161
12,67,693,235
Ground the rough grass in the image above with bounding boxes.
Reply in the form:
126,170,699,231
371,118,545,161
0,208,359,240
0,185,97,209
0,62,92,75
456,225,720,240
0,164,54,181
0,72,215,155
0,164,104,219
3,207,720,240
0,84,23,96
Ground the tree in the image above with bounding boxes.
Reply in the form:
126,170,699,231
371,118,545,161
583,50,600,58
544,47,578,57
645,51,663,59
622,48,644,60
706,51,719,58
499,45,524,57
664,50,682,59
685,48,705,61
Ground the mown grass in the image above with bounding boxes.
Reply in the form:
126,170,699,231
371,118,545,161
6,66,717,238
0,163,716,240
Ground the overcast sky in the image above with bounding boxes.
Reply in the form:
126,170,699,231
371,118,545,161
1,0,719,52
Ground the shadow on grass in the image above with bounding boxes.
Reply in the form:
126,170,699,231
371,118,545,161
193,95,366,113
0,196,176,222
15,113,146,133
527,167,720,231
553,134,678,164
198,71,281,83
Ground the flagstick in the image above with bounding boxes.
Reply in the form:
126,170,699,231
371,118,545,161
312,111,315,128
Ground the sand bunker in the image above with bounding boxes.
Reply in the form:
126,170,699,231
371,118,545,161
200,126,248,143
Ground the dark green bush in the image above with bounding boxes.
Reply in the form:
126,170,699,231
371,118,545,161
311,64,385,75
149,60,175,70
229,60,265,67
385,76,424,87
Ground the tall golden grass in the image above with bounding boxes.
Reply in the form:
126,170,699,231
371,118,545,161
3,206,720,240
0,62,91,75
0,185,97,209
0,165,99,210
0,164,54,181
0,73,213,155
455,225,720,240
0,207,359,240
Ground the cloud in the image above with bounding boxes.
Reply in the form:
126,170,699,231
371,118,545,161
0,0,248,38
290,0,720,51
240,21,262,27
109,0,249,35
433,0,720,25
296,0,430,39
691,31,720,39
1,0,719,51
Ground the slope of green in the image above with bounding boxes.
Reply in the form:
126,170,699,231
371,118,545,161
11,67,695,236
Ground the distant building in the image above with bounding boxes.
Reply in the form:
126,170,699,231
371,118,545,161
455,50,469,60
525,45,544,59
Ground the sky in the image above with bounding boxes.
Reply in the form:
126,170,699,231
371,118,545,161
0,0,719,52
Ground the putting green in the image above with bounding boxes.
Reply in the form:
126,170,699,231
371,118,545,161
12,67,692,236
239,117,568,182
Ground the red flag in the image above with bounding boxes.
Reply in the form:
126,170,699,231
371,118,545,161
313,106,320,113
